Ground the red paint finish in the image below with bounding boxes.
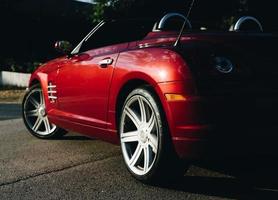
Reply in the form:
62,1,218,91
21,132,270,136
28,30,278,159
55,44,127,128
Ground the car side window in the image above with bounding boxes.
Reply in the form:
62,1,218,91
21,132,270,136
79,20,154,53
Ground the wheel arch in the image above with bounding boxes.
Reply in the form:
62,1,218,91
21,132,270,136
115,79,152,131
28,72,51,111
29,79,40,87
28,72,47,88
113,76,171,138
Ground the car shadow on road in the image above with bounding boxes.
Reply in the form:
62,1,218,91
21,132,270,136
51,135,92,141
158,156,278,199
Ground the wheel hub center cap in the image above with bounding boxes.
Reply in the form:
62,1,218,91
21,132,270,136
139,128,147,143
38,107,46,117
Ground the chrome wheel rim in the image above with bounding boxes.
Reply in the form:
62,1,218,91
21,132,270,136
23,88,56,136
120,95,159,176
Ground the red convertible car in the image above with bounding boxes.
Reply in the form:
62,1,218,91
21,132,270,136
22,12,278,182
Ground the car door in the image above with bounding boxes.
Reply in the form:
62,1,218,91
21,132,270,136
56,47,124,128
55,21,128,128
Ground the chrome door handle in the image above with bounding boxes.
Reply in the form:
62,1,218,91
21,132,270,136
98,58,114,67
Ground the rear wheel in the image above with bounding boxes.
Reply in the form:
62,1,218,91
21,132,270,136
22,84,67,139
119,87,188,183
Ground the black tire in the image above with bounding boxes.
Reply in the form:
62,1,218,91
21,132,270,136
22,84,67,139
119,86,188,184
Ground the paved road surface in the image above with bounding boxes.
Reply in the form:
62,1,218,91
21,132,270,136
1,105,278,199
0,103,21,121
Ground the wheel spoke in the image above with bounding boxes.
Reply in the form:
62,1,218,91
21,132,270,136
39,91,44,105
124,107,141,128
146,113,155,134
29,96,40,108
26,109,38,117
148,134,158,154
121,131,139,143
33,117,43,131
43,118,51,133
138,97,146,123
143,146,150,172
129,144,143,167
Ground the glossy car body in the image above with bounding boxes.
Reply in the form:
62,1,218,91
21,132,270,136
27,14,278,160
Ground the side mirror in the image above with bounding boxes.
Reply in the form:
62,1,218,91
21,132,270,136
54,41,73,55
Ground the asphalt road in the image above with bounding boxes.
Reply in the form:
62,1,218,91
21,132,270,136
0,103,22,121
1,104,278,199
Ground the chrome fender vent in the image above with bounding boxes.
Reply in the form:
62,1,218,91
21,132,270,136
47,82,57,102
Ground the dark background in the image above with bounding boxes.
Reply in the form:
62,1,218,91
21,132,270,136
0,0,277,73
0,0,92,72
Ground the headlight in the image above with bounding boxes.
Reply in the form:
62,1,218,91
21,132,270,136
213,56,234,74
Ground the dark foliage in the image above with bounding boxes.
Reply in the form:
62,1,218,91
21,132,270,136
0,0,277,73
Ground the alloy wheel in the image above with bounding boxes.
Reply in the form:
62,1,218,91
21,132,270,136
120,95,159,176
23,88,56,136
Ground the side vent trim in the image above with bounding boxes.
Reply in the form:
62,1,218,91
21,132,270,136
48,82,57,102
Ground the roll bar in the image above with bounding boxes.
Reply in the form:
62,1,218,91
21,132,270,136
154,13,192,31
232,16,263,32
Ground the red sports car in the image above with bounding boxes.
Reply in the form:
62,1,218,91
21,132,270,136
22,13,278,182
